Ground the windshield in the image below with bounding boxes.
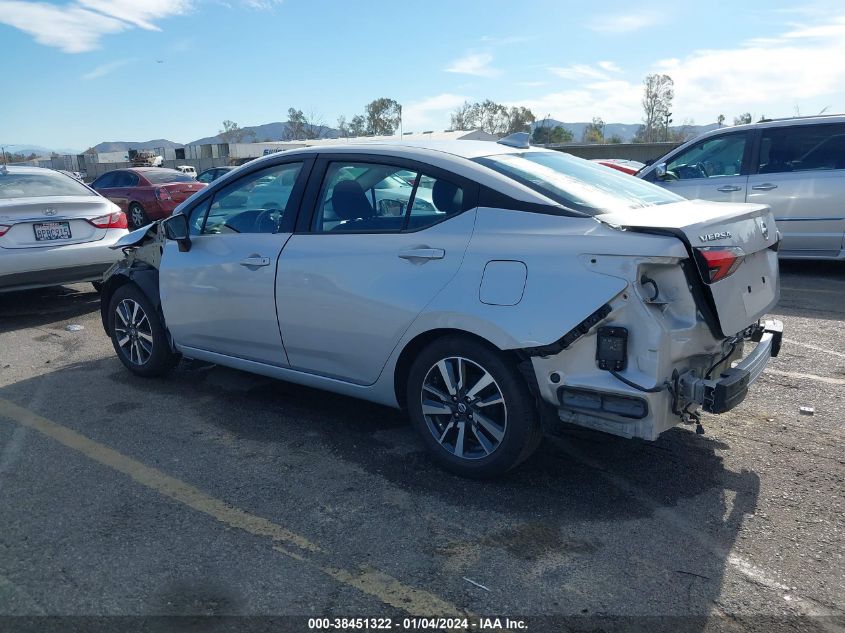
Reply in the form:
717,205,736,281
0,170,93,199
143,171,196,184
476,151,682,215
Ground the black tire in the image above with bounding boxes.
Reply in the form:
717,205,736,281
128,203,148,230
406,335,541,478
108,283,178,377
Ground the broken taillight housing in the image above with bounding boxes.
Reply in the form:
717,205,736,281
0,224,10,236
88,211,128,229
695,246,745,283
155,187,173,202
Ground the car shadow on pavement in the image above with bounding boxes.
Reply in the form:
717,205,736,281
0,285,101,333
0,355,768,628
776,260,845,321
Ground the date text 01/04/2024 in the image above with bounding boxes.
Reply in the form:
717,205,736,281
307,617,528,630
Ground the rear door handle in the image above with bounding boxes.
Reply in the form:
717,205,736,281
239,256,271,267
398,247,445,261
716,185,742,192
751,183,778,191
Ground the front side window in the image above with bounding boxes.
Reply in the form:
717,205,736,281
476,151,681,215
313,161,466,233
0,170,93,199
758,124,845,174
665,133,748,180
197,171,215,184
198,162,303,235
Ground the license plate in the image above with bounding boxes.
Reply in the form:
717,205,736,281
33,221,72,241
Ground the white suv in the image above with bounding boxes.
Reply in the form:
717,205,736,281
639,115,845,260
175,165,197,179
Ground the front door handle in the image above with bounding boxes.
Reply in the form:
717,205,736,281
239,256,270,267
716,185,742,192
751,183,778,191
398,247,445,261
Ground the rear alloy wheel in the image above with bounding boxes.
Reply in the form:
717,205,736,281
108,284,178,377
407,336,541,478
128,203,148,230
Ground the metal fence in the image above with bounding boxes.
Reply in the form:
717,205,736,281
543,142,682,163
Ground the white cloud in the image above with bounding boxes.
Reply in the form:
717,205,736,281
655,15,845,121
402,93,469,132
240,0,283,8
0,0,191,53
444,53,499,78
589,13,662,33
517,13,845,126
82,58,133,79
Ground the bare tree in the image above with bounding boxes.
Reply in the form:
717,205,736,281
641,74,674,142
219,120,248,144
337,115,349,138
450,102,474,130
449,99,537,136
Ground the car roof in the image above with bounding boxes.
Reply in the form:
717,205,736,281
129,167,182,174
278,139,532,160
1,165,61,174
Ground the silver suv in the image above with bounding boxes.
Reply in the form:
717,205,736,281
639,115,845,260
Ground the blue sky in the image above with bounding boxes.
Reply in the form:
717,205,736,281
2,0,845,151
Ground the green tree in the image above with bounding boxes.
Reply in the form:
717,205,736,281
531,125,574,144
734,112,752,125
717,114,726,127
349,115,367,136
365,98,402,135
582,117,606,143
450,100,537,136
607,134,624,144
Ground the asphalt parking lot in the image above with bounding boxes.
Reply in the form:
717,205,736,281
0,261,843,632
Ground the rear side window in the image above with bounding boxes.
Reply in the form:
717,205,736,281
0,170,93,199
758,124,845,173
143,170,196,184
477,151,681,215
313,161,466,233
93,172,116,189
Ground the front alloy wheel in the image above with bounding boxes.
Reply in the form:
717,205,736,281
108,283,178,377
421,357,507,459
114,298,154,366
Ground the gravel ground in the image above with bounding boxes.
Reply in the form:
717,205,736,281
0,259,842,632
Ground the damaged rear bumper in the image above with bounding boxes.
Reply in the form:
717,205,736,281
678,319,783,414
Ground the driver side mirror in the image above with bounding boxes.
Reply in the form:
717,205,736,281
163,214,191,252
654,162,668,180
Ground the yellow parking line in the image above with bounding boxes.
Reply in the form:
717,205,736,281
0,397,465,617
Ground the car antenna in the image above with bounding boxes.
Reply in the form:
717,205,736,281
496,132,530,149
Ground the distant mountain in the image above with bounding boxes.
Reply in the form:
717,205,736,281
189,121,339,145
1,144,81,156
91,139,183,153
531,119,720,142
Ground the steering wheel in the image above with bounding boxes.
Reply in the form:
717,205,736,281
255,207,281,233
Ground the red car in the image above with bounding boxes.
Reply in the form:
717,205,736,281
592,159,646,176
91,168,206,229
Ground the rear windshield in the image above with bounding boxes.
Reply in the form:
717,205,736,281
475,151,682,215
143,171,196,184
0,170,93,199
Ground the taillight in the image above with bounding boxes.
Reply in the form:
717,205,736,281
696,246,745,283
155,187,173,201
0,224,10,236
88,211,128,229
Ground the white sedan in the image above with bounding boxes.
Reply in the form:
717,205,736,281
0,166,128,292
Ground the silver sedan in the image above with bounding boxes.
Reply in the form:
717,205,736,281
0,166,128,292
